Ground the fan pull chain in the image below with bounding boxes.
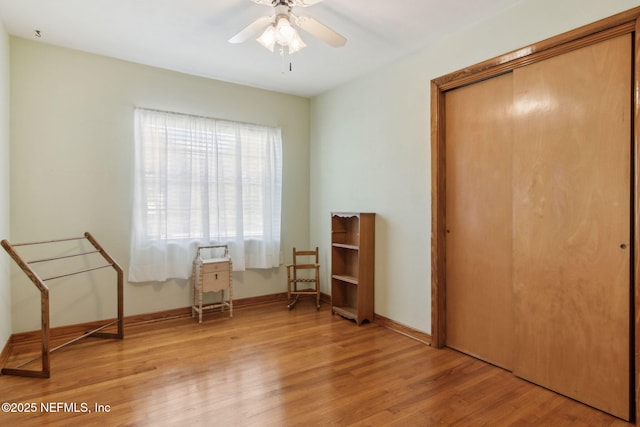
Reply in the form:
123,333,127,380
279,46,294,74
280,46,285,74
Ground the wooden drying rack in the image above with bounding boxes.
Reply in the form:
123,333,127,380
1,232,123,378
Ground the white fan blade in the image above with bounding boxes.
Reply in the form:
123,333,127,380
252,0,275,6
291,0,326,7
293,15,346,47
229,15,274,44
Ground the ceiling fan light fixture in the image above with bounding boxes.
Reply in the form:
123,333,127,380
275,16,295,45
256,25,276,52
256,15,306,54
288,30,306,54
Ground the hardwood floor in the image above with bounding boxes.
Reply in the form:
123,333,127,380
0,301,632,426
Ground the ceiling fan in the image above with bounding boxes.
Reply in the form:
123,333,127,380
229,0,347,55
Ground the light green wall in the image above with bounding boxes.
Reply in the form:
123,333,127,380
0,16,10,349
309,0,640,334
9,38,310,333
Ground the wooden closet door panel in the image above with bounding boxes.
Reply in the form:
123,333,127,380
512,34,631,420
445,73,514,370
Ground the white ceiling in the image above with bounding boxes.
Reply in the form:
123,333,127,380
0,0,522,97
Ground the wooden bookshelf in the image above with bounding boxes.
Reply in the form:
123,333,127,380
330,212,375,325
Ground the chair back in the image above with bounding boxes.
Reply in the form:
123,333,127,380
292,247,319,269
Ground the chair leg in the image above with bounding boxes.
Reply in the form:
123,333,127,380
286,268,292,309
316,271,320,310
287,280,295,310
288,295,300,310
288,276,300,309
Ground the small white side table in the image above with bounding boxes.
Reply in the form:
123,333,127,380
191,245,233,323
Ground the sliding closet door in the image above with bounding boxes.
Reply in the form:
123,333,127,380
445,73,514,370
512,34,631,420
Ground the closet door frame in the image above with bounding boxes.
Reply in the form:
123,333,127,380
430,6,640,423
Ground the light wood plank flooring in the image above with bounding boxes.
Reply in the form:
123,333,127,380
0,301,632,426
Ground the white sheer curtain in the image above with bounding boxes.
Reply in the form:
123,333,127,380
129,108,282,282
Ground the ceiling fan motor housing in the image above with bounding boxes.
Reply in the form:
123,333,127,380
275,4,292,18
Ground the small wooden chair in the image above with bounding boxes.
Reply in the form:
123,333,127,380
286,247,320,310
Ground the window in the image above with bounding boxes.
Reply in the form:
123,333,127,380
129,108,282,282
